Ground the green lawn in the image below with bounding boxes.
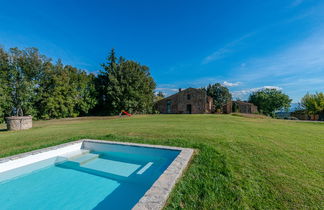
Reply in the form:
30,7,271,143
0,115,323,209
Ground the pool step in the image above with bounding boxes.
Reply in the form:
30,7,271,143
69,153,99,165
55,149,91,165
60,149,90,159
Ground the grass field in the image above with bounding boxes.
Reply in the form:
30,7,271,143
0,115,323,209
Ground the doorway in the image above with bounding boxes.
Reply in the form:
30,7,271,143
186,104,192,114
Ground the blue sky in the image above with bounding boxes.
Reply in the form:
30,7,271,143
1,0,323,102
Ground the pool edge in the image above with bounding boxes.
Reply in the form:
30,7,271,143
132,144,194,210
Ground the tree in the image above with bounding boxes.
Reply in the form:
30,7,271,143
0,47,46,117
300,92,324,120
35,61,97,119
74,72,97,116
96,49,156,115
154,91,165,102
0,86,7,123
248,88,291,117
157,91,165,98
0,46,97,121
95,49,118,114
0,46,155,121
205,83,232,110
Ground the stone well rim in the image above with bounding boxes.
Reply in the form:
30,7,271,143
5,116,33,120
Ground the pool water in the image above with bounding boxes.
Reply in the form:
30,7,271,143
0,142,180,210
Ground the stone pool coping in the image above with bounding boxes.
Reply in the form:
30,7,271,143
0,139,194,210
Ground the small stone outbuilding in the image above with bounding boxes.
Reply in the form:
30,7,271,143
155,88,213,114
223,101,258,114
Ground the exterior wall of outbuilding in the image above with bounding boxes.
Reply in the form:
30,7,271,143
222,101,258,114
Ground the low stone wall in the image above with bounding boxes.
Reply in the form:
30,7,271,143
5,116,33,131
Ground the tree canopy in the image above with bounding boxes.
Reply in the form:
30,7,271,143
0,47,97,121
249,88,292,117
300,92,324,119
0,47,158,122
35,61,97,119
205,83,232,110
95,49,156,115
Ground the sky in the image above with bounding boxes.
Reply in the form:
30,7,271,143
1,0,324,102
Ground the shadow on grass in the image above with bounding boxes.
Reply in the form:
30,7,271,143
0,129,7,132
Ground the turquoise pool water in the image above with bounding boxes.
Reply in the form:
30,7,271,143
0,142,180,210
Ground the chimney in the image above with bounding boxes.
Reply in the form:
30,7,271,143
179,88,182,92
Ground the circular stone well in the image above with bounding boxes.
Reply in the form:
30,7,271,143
5,116,33,131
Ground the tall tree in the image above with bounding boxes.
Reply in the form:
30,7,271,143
95,49,117,114
205,83,232,110
249,88,291,117
0,47,45,117
300,92,324,120
96,49,156,115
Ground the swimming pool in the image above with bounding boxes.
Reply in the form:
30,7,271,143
0,140,193,210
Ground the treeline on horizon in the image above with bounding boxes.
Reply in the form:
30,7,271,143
0,47,156,122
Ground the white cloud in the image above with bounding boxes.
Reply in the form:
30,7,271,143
262,86,282,90
155,87,179,96
161,78,242,89
223,81,241,87
231,86,282,99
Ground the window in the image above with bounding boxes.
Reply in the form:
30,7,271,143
167,101,172,113
187,94,191,100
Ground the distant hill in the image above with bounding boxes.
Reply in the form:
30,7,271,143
276,103,300,114
289,103,300,112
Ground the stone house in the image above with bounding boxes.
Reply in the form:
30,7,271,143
155,88,213,114
223,101,258,114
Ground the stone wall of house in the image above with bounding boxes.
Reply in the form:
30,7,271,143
155,88,212,114
5,116,33,131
